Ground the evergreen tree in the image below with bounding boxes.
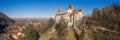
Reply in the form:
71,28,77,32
21,24,39,40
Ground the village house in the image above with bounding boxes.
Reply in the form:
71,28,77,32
12,29,23,39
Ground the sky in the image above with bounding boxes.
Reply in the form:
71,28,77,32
0,0,119,18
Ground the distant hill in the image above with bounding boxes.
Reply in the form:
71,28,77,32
0,12,15,23
0,12,15,33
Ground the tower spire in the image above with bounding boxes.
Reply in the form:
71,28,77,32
79,8,82,12
58,8,62,13
67,4,73,13
56,8,62,16
68,4,73,10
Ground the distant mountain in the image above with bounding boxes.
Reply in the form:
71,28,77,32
0,12,15,23
0,12,15,34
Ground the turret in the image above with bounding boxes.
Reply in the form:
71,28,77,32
78,8,83,19
56,8,62,16
55,8,62,23
67,5,73,13
79,8,82,13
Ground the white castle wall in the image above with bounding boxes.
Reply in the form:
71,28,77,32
55,16,61,23
55,5,83,28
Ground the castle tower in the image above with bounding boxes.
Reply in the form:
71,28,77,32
67,5,73,13
55,8,62,23
78,8,83,19
79,8,82,13
56,8,62,16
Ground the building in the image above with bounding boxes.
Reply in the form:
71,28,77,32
55,5,83,28
12,29,23,39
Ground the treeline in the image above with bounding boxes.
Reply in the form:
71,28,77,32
89,3,120,32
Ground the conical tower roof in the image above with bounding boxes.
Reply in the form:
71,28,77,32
56,8,62,16
68,4,72,10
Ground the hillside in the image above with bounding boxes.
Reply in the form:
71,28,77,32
39,23,120,40
0,12,14,23
39,3,120,40
0,12,14,33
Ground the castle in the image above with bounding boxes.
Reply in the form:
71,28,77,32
55,5,83,28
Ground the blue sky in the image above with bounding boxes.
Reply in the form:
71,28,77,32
0,0,119,18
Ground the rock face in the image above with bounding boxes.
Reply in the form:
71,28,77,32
39,24,120,40
0,12,14,23
39,22,82,40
